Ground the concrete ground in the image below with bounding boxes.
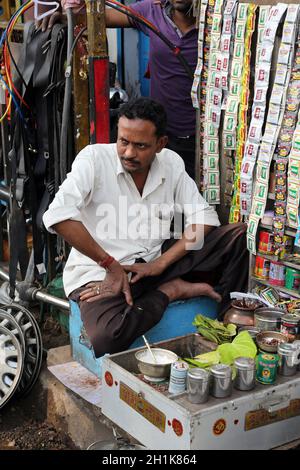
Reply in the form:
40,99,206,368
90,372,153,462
46,345,133,450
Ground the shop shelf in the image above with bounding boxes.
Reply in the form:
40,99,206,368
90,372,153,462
255,252,300,271
259,223,296,238
251,276,300,299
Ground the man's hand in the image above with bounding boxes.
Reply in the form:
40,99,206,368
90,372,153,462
35,0,85,32
79,260,133,305
123,259,166,284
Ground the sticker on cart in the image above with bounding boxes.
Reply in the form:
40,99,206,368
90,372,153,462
119,382,166,432
104,371,113,387
213,418,227,436
245,399,300,431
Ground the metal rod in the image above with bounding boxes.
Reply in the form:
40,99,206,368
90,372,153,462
0,267,70,311
0,185,10,202
34,290,70,311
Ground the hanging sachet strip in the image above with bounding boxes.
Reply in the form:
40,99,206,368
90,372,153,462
240,3,288,220
223,3,248,154
287,103,300,229
198,0,216,193
229,5,269,214
203,0,225,204
229,3,257,223
272,9,300,253
247,5,298,255
255,6,270,66
191,0,208,109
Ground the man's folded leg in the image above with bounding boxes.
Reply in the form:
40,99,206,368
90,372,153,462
69,285,169,357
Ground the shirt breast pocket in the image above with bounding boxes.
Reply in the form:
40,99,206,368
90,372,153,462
149,204,174,243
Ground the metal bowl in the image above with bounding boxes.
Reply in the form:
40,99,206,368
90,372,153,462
254,309,282,331
256,330,288,353
238,326,261,340
135,348,178,379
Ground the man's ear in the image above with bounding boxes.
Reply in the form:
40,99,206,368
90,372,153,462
156,135,168,153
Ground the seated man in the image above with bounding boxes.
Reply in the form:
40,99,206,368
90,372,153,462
43,97,248,357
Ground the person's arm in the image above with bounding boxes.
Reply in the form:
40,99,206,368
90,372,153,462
52,219,108,263
42,149,133,304
52,219,133,304
105,7,131,28
122,224,214,283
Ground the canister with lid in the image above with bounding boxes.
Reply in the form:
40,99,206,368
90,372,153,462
187,368,210,404
280,314,300,342
256,353,278,384
210,364,232,398
168,361,189,394
278,343,300,376
233,357,256,391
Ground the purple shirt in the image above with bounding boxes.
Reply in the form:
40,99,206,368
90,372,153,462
129,0,197,137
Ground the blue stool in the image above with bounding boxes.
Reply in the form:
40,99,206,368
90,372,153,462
69,297,218,377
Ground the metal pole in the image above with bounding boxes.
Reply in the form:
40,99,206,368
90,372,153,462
0,267,70,311
86,0,110,144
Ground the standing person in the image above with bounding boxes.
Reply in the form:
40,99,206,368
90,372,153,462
39,0,198,179
43,97,248,358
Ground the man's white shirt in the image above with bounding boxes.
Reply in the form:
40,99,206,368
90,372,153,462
43,144,220,296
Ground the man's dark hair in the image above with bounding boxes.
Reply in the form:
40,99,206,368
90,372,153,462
118,97,167,138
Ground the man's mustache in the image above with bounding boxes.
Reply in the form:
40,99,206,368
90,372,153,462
121,157,140,164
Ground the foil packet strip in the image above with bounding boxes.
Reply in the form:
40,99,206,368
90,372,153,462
277,43,292,66
251,199,265,219
241,160,255,180
254,182,269,202
223,132,236,150
287,182,300,205
287,204,299,229
247,232,257,255
285,3,300,24
207,186,220,204
203,0,224,203
258,5,270,27
275,64,289,86
246,11,296,221
230,4,256,221
207,171,220,186
207,137,219,154
256,161,270,184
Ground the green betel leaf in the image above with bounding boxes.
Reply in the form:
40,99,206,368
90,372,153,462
226,323,237,335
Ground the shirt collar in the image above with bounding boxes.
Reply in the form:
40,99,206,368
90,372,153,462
163,0,197,34
116,151,166,195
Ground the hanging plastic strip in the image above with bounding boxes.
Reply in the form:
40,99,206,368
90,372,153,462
247,4,299,255
203,0,225,204
240,3,288,219
229,3,257,223
191,0,208,109
287,105,300,229
198,0,216,193
272,14,300,254
223,2,248,210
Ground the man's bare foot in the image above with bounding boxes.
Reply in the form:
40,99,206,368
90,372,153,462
158,277,222,303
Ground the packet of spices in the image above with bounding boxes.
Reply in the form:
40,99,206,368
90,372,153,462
275,187,287,203
274,202,286,216
260,286,280,305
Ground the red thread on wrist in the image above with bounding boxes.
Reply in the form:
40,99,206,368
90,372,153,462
99,255,115,269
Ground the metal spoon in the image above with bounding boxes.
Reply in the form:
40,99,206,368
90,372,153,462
142,335,157,364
